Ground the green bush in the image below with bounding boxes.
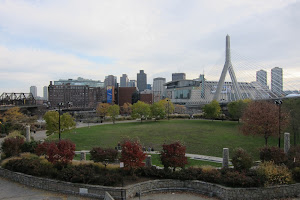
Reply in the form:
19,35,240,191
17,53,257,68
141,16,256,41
169,114,190,119
58,164,97,184
21,141,39,153
259,146,287,165
3,157,57,178
287,146,300,169
292,167,300,182
257,161,293,186
58,164,122,186
231,148,253,171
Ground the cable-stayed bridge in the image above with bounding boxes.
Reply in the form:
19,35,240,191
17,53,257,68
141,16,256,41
171,35,300,107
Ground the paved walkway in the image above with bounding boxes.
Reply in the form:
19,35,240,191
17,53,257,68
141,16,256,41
0,176,95,200
130,192,218,200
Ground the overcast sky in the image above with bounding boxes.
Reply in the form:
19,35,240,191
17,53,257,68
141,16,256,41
0,0,299,96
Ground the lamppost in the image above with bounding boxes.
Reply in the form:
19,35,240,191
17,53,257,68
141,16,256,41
167,99,170,120
275,99,283,148
58,102,64,141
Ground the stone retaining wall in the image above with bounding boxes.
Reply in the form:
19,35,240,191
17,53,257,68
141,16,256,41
1,167,300,200
126,179,300,200
0,168,125,200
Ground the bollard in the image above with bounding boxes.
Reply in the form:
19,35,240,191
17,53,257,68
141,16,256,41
26,125,31,142
222,148,229,168
145,155,152,168
284,132,290,154
80,151,86,161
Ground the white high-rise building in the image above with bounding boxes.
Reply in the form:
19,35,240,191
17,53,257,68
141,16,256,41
271,67,283,96
30,86,37,98
153,77,166,102
256,70,267,88
43,86,48,100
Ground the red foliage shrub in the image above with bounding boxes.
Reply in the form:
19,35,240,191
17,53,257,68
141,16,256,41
90,147,118,163
160,142,187,171
221,170,257,187
1,136,25,158
35,140,75,166
259,146,287,165
120,139,146,170
47,140,75,165
35,142,51,156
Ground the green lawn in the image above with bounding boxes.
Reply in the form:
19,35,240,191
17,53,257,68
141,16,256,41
49,120,278,160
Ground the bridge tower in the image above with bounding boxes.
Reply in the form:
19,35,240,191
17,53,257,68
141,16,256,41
213,35,242,101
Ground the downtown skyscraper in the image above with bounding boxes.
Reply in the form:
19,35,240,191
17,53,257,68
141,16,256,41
137,70,147,92
271,67,283,95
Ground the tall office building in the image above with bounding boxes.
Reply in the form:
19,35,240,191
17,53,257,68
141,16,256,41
137,70,147,91
172,73,186,81
120,74,129,87
30,86,37,98
104,75,117,88
43,86,48,101
256,70,267,88
128,80,137,88
153,77,166,102
271,67,283,95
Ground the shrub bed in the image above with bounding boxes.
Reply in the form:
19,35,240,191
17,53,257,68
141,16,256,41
1,154,122,186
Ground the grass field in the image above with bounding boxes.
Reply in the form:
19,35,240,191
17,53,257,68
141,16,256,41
49,119,278,160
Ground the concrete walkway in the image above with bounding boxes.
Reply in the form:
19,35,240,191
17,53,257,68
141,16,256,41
130,192,218,200
0,176,95,200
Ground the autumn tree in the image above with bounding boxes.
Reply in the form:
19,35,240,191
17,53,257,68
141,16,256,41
160,141,187,171
108,104,120,124
158,98,174,118
241,101,289,146
228,99,250,122
131,101,151,122
38,140,75,166
43,111,76,136
121,103,132,116
203,100,221,120
96,103,110,120
0,107,25,135
150,102,166,121
120,139,146,171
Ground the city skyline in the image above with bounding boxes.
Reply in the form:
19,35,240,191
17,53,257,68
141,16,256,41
0,1,299,95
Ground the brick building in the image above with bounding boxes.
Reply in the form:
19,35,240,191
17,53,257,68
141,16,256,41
140,93,153,104
48,81,106,109
118,87,138,106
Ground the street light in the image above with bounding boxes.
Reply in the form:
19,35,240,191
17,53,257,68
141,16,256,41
275,99,283,148
58,102,64,141
167,99,170,120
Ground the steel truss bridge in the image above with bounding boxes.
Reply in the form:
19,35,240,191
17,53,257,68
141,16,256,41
0,93,36,107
